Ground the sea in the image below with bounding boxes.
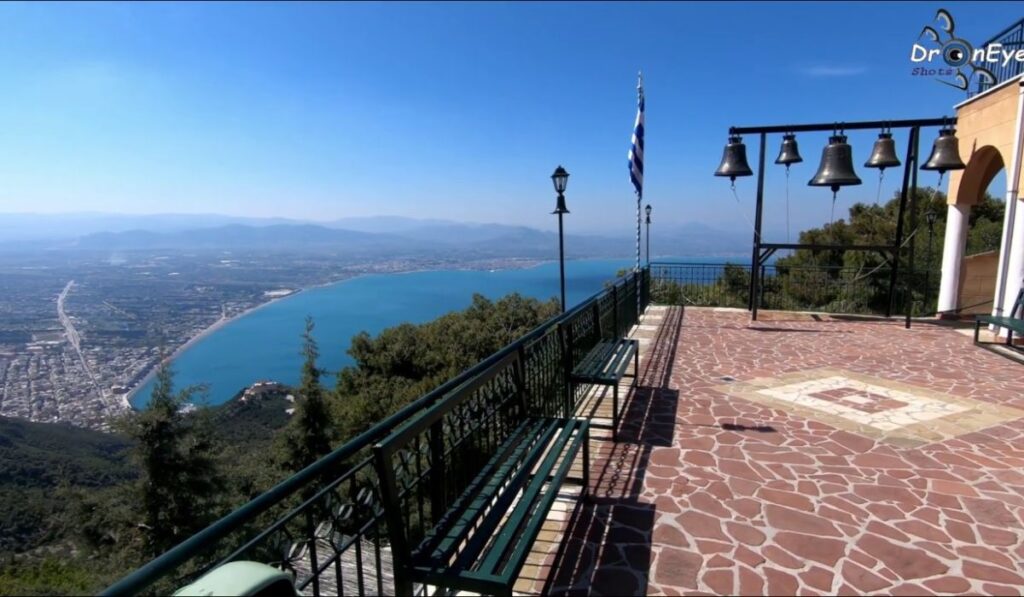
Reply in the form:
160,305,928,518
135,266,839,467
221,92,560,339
129,257,737,408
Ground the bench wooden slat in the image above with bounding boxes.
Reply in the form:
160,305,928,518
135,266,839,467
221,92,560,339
573,342,618,376
407,419,588,594
572,339,636,383
476,419,584,577
417,418,554,563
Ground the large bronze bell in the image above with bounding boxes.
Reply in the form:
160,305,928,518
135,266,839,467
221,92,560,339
808,134,862,196
922,128,966,175
775,134,803,168
714,135,753,181
864,132,901,171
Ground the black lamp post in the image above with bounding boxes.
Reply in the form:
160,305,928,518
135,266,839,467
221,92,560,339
551,166,570,312
645,204,652,265
925,207,938,312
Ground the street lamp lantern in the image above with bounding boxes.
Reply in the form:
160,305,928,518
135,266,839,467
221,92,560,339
645,204,652,223
551,166,570,312
925,208,938,227
552,166,569,215
551,166,569,194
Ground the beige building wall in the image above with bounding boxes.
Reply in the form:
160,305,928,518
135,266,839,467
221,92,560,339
947,79,1021,206
936,77,1023,320
957,251,1000,315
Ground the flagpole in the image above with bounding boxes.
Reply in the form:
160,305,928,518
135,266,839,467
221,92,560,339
633,72,643,322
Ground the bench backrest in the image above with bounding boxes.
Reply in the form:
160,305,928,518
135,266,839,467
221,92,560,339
373,350,528,566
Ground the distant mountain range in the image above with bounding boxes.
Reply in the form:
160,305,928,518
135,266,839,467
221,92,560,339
0,212,749,257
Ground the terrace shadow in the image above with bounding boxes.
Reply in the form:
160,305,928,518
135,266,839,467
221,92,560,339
543,306,684,595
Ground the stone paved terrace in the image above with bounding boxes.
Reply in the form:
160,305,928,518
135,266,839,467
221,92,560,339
521,305,1024,596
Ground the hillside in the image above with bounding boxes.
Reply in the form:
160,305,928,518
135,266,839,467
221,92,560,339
0,417,134,553
0,391,294,556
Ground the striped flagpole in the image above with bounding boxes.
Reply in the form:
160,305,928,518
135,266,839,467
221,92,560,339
628,72,645,318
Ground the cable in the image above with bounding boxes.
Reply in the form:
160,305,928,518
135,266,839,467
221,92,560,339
845,225,922,283
730,185,761,241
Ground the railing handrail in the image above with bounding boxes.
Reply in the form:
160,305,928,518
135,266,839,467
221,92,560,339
982,16,1024,48
974,18,1024,96
101,267,648,596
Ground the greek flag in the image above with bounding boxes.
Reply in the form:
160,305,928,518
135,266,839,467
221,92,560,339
628,73,644,198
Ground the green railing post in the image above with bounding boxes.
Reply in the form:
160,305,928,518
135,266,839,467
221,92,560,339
429,420,445,526
559,322,574,418
611,284,620,337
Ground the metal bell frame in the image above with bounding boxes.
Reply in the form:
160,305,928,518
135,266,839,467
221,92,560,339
717,116,956,330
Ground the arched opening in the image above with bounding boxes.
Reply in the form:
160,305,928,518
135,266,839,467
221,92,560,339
952,145,1006,316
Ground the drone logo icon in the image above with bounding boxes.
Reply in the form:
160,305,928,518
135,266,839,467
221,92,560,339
909,9,1000,93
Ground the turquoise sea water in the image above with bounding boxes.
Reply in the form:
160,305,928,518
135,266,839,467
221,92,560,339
130,257,728,408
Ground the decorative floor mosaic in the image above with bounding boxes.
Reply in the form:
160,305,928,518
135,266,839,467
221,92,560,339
714,368,1023,448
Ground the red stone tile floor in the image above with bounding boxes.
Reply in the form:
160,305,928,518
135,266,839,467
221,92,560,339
538,306,1024,596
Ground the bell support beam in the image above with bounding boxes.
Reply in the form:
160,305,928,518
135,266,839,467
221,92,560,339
905,128,921,330
749,133,767,320
731,117,955,136
758,243,896,253
888,127,918,318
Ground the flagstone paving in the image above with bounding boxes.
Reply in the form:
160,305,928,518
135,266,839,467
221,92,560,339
536,306,1024,596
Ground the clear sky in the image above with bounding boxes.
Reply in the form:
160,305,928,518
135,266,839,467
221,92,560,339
0,1,1015,236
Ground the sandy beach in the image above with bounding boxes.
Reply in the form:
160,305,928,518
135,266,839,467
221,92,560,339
123,286,307,408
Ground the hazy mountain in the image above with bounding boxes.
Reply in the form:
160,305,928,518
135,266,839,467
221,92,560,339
72,224,423,252
0,212,300,242
326,215,459,234
0,212,750,257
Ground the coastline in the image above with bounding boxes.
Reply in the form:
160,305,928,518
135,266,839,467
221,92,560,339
122,275,355,408
122,258,549,409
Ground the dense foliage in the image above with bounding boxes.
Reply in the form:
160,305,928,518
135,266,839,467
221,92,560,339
0,291,559,595
333,293,560,439
652,187,1006,315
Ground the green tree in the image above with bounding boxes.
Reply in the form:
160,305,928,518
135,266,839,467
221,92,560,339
769,187,1005,314
333,293,558,439
121,363,223,558
276,317,336,473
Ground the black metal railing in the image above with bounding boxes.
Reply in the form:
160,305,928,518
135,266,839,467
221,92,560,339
650,262,940,316
974,17,1024,97
102,267,650,597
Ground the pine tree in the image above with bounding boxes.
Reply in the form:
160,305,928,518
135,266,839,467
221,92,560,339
277,317,336,473
123,362,223,558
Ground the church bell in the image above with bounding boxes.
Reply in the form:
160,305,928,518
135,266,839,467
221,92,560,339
808,134,862,196
774,134,803,169
864,131,901,171
714,135,754,182
922,128,966,176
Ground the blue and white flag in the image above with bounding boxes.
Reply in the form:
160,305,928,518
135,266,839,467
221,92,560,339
628,73,644,199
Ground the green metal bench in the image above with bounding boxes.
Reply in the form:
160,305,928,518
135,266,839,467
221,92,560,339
975,286,1024,346
374,350,590,596
570,338,638,441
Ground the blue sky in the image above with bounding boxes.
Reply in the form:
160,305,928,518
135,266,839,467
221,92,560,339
0,2,1014,236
